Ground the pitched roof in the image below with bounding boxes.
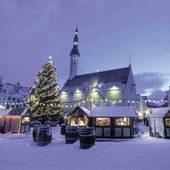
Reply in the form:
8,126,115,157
0,104,6,109
0,109,11,116
9,108,26,116
62,66,130,90
90,106,136,117
147,102,160,108
0,108,28,116
149,107,170,118
79,106,90,115
69,106,90,116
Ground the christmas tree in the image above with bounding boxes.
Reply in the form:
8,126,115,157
28,56,61,123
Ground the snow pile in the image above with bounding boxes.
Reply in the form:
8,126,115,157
0,126,170,170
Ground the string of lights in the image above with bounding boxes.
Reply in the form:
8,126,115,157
60,97,168,108
60,85,168,109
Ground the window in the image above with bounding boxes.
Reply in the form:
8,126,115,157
166,128,170,137
104,128,111,137
165,118,170,127
68,114,88,127
96,118,110,126
96,128,102,136
70,117,86,126
123,128,130,137
115,127,122,137
115,117,130,126
22,117,30,124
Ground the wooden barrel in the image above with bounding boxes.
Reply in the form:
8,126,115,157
79,127,95,149
60,124,66,135
36,125,52,146
32,124,39,142
65,126,79,144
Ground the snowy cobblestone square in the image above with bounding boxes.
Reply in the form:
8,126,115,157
0,126,170,170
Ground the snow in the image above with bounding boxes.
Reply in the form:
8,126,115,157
90,106,136,117
150,107,170,118
0,125,170,170
0,108,28,116
21,108,29,116
0,105,6,109
79,106,90,115
0,109,11,116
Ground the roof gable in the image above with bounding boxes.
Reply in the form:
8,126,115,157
69,106,90,116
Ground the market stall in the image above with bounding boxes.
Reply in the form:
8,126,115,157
67,106,90,127
89,106,137,138
149,107,170,138
0,108,30,133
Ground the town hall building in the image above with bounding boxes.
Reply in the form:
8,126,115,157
60,27,136,112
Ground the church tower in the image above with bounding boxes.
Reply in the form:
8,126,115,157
69,26,80,80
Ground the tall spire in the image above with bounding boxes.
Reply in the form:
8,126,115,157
70,25,80,57
69,25,80,80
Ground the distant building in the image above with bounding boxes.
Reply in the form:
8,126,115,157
136,94,149,119
60,27,136,112
0,78,29,109
166,86,170,107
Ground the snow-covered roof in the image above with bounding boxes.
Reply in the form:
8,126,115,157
0,108,27,116
149,107,170,118
69,106,90,116
0,104,6,109
90,106,136,117
21,108,29,116
62,67,130,90
9,108,26,116
79,106,90,115
0,109,11,116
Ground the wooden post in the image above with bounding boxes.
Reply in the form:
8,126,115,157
18,117,22,134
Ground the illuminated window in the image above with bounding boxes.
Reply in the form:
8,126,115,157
115,117,130,126
22,117,30,124
96,118,110,126
165,118,170,127
69,116,87,126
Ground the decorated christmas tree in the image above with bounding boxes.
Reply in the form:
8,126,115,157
28,56,61,123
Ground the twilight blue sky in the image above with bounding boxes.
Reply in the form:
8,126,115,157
0,0,170,95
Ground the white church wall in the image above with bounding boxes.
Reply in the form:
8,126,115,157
123,67,136,106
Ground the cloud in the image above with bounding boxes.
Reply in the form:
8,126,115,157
147,90,166,100
134,72,170,94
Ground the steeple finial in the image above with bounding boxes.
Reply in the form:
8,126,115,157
128,54,131,67
70,25,80,57
76,19,78,30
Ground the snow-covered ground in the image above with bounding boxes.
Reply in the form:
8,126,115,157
0,124,170,170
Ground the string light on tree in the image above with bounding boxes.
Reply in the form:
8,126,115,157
28,56,62,123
